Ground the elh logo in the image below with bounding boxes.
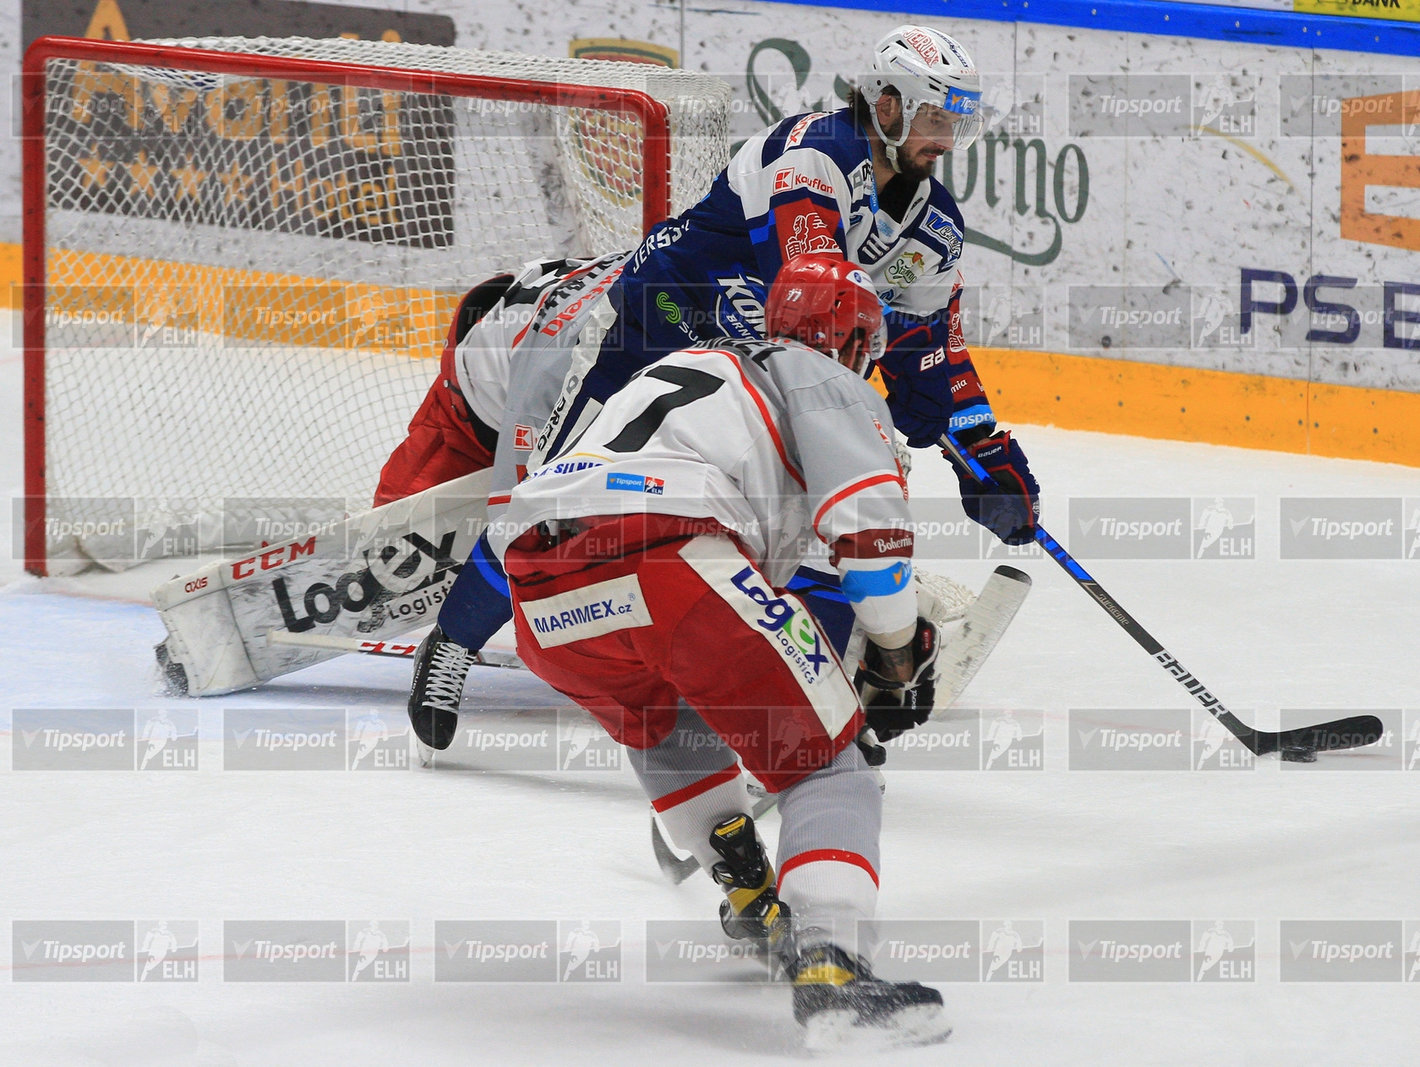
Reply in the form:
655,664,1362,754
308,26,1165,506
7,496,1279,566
347,920,411,982
1192,920,1255,982
137,709,200,771
1192,498,1255,559
557,920,622,983
137,920,200,983
1193,709,1256,771
346,709,410,771
1191,75,1257,138
980,709,1045,770
980,920,1046,982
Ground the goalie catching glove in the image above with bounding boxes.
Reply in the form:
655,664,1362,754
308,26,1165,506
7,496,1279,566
854,617,940,742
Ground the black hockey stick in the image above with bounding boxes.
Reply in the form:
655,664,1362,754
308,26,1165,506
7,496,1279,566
941,433,1384,760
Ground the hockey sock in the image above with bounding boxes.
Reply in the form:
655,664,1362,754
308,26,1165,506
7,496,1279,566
437,530,514,651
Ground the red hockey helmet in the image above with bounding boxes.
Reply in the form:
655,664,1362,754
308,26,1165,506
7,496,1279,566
765,255,886,374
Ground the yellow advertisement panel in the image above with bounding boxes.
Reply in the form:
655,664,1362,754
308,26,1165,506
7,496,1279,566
1294,0,1420,24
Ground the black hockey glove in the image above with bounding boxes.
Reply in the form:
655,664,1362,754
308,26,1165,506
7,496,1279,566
950,430,1041,546
854,618,939,742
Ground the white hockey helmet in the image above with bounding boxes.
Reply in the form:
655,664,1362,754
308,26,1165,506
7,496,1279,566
861,25,983,158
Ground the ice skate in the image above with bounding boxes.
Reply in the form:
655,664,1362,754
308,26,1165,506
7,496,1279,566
789,943,950,1052
708,814,792,958
407,625,475,760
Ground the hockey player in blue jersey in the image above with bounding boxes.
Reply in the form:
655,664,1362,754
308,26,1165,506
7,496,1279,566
406,24,1039,751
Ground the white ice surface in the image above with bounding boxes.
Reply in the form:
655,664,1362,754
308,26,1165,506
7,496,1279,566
1,310,1419,1064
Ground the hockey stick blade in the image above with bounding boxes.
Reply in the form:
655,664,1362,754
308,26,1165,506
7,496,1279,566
939,432,1386,758
1253,715,1386,758
933,564,1031,714
651,793,777,885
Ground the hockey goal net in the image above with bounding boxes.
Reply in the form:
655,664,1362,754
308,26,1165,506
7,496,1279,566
22,35,731,575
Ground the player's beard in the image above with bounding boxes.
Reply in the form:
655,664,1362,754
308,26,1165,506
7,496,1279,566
895,144,943,183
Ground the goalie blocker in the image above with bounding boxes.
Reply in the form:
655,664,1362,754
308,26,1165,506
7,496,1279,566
153,471,491,695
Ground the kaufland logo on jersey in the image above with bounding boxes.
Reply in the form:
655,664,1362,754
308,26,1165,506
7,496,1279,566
773,168,834,196
513,424,535,451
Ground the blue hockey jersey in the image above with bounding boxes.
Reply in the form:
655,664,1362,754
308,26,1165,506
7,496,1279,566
540,107,997,460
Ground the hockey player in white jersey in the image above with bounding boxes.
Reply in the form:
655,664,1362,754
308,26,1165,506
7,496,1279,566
487,255,948,1048
405,23,1040,750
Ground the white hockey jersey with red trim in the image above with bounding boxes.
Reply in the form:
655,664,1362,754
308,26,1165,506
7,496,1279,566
487,338,917,641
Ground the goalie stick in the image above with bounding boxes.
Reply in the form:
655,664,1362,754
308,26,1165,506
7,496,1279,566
264,628,524,670
650,565,1031,884
940,433,1384,760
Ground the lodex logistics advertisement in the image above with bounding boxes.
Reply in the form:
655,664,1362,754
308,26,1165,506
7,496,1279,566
10,0,1420,461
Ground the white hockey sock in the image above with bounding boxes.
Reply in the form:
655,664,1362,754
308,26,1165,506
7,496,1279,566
778,854,879,959
652,767,753,875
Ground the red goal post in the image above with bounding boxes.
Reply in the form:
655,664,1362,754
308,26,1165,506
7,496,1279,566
22,34,729,575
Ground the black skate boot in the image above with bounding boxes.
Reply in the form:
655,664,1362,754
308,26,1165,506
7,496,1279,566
407,625,475,752
789,943,950,1051
708,814,792,958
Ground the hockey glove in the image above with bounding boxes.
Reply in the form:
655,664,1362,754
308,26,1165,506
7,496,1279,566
951,430,1040,546
854,618,939,742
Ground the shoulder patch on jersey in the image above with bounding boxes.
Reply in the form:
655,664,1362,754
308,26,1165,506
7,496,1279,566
785,111,829,148
923,206,964,263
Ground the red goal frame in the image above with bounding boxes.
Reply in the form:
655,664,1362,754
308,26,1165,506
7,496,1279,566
21,34,673,576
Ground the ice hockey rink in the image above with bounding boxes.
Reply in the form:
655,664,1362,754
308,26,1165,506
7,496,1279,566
1,308,1417,1066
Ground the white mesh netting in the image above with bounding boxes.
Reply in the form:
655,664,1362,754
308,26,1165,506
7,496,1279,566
32,36,731,572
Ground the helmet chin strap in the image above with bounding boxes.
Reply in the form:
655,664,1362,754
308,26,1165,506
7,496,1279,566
867,99,912,175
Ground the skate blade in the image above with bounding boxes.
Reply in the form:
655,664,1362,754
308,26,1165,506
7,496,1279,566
415,738,437,768
802,1005,951,1053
